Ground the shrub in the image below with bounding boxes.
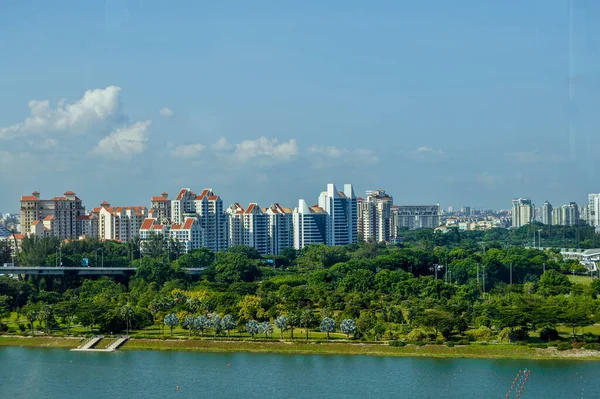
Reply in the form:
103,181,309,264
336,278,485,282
556,342,573,351
18,324,26,333
0,323,8,332
407,328,428,342
474,316,492,328
497,327,529,343
456,339,470,346
582,333,600,343
383,331,398,341
539,326,559,342
571,342,583,350
446,341,455,347
583,343,600,350
548,340,562,347
389,340,406,347
466,326,494,341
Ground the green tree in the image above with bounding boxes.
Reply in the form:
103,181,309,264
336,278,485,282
164,313,179,336
340,319,356,338
220,314,237,338
275,315,288,339
120,304,135,335
300,309,315,340
320,317,336,339
538,270,572,296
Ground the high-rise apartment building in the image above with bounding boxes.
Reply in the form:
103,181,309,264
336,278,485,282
195,189,228,252
293,200,328,249
95,202,147,242
171,188,196,225
357,190,393,242
150,192,171,223
265,203,293,255
139,217,204,253
541,201,553,225
226,203,269,255
511,198,534,228
588,194,600,227
20,191,86,239
317,184,357,246
393,205,440,230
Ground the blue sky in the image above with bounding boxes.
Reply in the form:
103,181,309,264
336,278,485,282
1,0,599,213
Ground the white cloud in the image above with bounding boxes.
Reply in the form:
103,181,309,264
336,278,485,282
308,145,379,168
232,137,298,163
212,137,232,151
505,150,565,164
417,146,444,154
92,120,150,156
28,138,58,150
159,107,174,117
0,86,121,139
476,172,503,186
170,143,206,158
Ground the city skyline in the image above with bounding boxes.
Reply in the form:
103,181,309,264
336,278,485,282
2,2,600,211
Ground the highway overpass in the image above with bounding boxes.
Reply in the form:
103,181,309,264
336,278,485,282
0,266,206,276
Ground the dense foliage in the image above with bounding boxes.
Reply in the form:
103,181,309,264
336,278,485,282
1,225,600,343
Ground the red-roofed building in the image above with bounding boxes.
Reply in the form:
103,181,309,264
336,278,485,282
20,191,86,240
171,188,196,224
266,204,294,255
227,202,268,254
150,192,171,223
194,189,228,252
358,189,394,243
98,203,148,242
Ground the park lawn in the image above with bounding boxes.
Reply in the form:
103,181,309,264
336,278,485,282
0,336,81,348
133,325,347,340
94,338,116,349
568,275,594,285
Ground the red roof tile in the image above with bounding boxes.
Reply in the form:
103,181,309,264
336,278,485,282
153,225,163,230
183,218,195,229
208,195,219,201
171,224,182,230
21,195,39,201
64,191,75,195
9,234,25,240
152,196,169,202
176,189,188,201
32,220,41,226
44,215,54,221
76,215,92,220
140,219,155,230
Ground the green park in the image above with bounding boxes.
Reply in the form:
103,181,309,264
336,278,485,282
2,223,600,359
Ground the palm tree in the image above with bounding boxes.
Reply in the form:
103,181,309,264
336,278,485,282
194,316,208,337
320,317,336,340
258,321,274,338
182,316,195,337
220,315,237,338
301,310,314,340
275,315,288,339
163,313,179,337
120,305,135,335
37,305,52,334
246,320,259,338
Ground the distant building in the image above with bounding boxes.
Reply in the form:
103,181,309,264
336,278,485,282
20,191,86,239
150,192,171,223
293,199,328,249
541,201,553,225
265,203,293,255
227,203,269,255
588,193,600,227
392,205,440,230
511,198,534,228
95,202,147,242
318,184,357,246
357,190,393,242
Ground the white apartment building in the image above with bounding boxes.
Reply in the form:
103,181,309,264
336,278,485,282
95,202,147,242
76,214,98,239
20,191,86,239
392,205,440,230
139,218,170,241
227,203,245,247
511,198,534,228
150,192,171,223
227,203,269,255
293,199,328,250
357,190,393,243
318,183,357,246
195,189,228,252
541,201,553,225
588,194,600,227
171,188,196,224
265,203,293,255
139,217,204,253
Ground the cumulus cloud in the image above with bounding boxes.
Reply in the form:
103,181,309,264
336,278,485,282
417,146,443,153
505,150,566,164
0,86,121,139
92,120,150,156
28,138,58,150
170,143,206,158
231,137,298,163
308,145,379,168
159,107,174,117
212,137,233,151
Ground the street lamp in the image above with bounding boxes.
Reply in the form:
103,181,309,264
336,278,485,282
96,248,104,268
55,245,62,267
537,229,542,250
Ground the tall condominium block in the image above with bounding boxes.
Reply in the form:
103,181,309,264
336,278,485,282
392,205,440,230
317,183,357,246
588,194,600,227
195,189,228,252
94,202,147,242
139,217,204,253
150,192,171,223
226,203,269,255
293,199,328,250
511,198,534,228
265,203,293,255
357,189,393,243
171,188,196,224
20,191,86,239
541,201,553,225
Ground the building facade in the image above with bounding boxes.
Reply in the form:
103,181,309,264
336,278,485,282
541,201,553,225
293,200,328,249
96,202,147,242
588,194,600,227
357,190,393,242
511,198,534,228
393,205,440,230
265,203,293,255
317,183,357,246
20,191,86,239
150,192,171,223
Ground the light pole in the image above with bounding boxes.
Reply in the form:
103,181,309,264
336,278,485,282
96,248,104,268
537,229,542,250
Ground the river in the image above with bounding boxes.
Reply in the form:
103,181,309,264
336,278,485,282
1,347,599,398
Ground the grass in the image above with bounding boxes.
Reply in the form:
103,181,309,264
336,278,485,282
0,336,81,348
568,274,594,285
94,338,116,349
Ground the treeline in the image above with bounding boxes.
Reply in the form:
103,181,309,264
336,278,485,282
1,226,599,343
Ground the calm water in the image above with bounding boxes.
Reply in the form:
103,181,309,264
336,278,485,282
1,347,599,398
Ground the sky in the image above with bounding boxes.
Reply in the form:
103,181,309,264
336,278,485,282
1,0,599,213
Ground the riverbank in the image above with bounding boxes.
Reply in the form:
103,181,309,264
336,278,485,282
3,335,600,360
